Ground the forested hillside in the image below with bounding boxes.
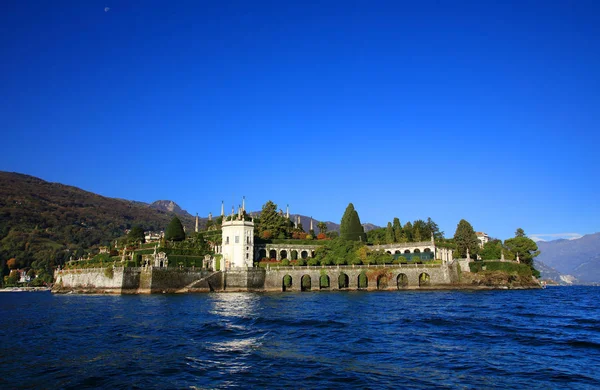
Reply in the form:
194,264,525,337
0,172,195,281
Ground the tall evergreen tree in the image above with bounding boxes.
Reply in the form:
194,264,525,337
392,218,402,243
385,222,394,244
128,225,145,243
453,219,479,258
340,203,366,242
403,221,413,242
257,200,287,239
165,216,186,242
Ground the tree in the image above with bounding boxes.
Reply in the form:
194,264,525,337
128,225,145,244
317,222,328,235
165,217,186,242
453,219,479,258
504,229,540,271
480,240,503,260
385,222,394,244
339,203,366,242
392,218,402,243
6,258,16,270
403,222,413,242
256,201,288,239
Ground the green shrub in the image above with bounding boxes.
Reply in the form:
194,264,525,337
296,259,306,266
283,275,292,288
281,259,290,266
358,272,368,289
307,258,319,266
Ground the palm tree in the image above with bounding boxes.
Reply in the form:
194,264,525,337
317,221,327,234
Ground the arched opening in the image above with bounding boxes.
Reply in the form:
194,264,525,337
424,248,431,253
280,250,288,260
301,275,311,291
395,250,401,254
319,274,330,289
404,249,411,254
282,275,292,292
414,249,421,253
269,250,277,260
377,274,389,290
419,273,430,287
291,250,298,260
397,273,408,289
301,250,308,259
311,251,315,258
258,249,266,259
338,273,349,289
358,272,368,289
386,251,392,255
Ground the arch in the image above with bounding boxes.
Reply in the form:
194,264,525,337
269,250,277,260
301,250,308,259
404,249,411,254
386,251,392,255
338,273,349,289
311,251,315,258
377,274,389,290
319,274,330,290
291,250,298,260
282,275,292,292
424,248,431,253
358,271,368,289
301,275,311,291
397,273,408,289
258,249,266,259
414,248,421,253
280,250,288,260
395,250,401,254
419,273,430,287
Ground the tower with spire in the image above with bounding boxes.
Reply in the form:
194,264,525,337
195,213,199,233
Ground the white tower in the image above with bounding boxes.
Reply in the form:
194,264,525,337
221,202,254,270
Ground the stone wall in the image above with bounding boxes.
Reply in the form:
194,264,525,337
224,268,266,291
54,267,126,293
53,262,461,294
263,263,457,292
53,267,223,294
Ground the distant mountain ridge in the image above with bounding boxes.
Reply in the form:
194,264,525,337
535,233,600,284
149,200,193,218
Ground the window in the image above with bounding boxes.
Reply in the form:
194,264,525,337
235,236,239,243
225,237,229,245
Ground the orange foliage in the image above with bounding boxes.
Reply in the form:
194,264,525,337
317,233,327,240
6,258,16,269
262,230,273,239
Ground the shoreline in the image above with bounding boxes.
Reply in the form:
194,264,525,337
0,287,51,292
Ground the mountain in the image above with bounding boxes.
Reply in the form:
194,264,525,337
534,259,579,285
150,200,193,218
0,172,196,271
283,215,380,234
535,233,600,283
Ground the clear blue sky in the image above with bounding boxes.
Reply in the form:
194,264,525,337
2,1,599,241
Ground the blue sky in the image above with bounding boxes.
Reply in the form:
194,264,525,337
1,1,599,241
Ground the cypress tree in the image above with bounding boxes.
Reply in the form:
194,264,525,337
385,222,394,244
340,203,366,242
165,216,186,242
392,218,402,243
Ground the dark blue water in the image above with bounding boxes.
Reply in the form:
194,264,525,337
1,287,600,389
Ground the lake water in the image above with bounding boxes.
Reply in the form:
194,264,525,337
1,287,599,389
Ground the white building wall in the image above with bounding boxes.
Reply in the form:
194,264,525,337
221,220,254,269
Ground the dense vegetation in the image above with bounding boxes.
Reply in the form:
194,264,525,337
0,171,541,285
366,217,442,245
0,172,195,286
